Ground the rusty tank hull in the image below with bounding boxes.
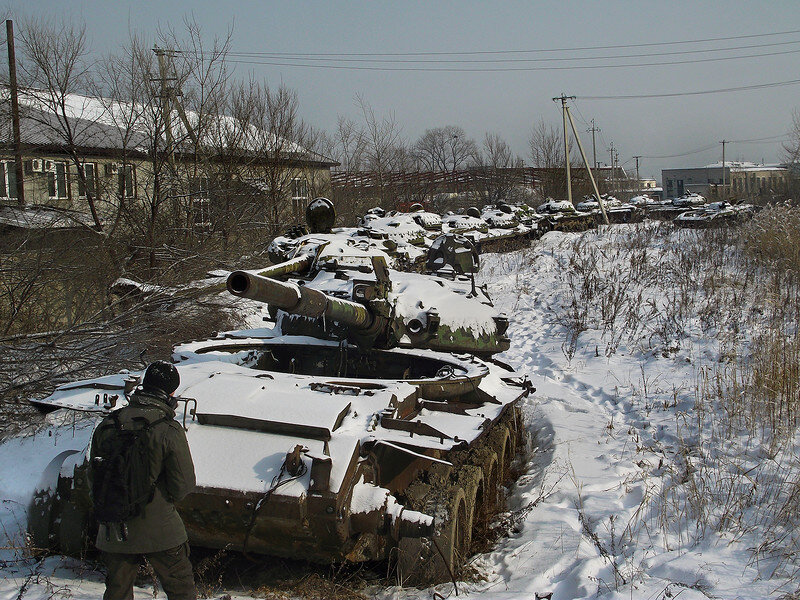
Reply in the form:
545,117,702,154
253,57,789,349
29,338,530,575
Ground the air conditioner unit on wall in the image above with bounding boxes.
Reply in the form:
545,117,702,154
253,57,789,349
28,159,44,173
105,163,120,176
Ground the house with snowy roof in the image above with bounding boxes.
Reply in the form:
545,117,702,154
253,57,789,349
0,88,337,232
662,161,790,200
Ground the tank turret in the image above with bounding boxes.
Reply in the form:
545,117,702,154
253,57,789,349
227,268,389,348
227,244,510,355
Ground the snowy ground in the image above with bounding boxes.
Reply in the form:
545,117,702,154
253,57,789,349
2,223,798,599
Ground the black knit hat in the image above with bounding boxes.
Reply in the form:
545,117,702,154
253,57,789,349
142,360,180,396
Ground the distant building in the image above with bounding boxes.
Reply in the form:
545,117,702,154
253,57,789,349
0,89,337,231
592,165,629,186
639,178,658,190
662,161,790,199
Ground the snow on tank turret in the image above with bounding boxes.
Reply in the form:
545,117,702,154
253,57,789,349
536,198,595,232
575,194,643,224
228,233,510,356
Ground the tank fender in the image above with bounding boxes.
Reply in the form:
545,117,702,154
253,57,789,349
28,449,82,552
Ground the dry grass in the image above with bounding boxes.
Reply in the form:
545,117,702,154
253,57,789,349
186,550,373,600
538,210,800,583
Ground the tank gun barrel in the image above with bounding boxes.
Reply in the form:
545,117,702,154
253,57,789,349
227,271,374,330
255,253,315,279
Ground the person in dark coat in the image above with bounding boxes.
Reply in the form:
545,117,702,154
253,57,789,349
90,360,197,600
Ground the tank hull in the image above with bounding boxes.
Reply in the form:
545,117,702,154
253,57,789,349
29,338,530,573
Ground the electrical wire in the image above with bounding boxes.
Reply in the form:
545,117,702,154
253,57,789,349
639,143,720,160
193,28,800,58
730,133,791,144
200,38,800,65
618,135,789,163
216,47,800,72
242,459,308,561
578,78,800,100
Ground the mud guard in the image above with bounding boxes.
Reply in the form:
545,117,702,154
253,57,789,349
28,449,94,557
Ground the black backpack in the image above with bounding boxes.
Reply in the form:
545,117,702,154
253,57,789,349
91,410,170,524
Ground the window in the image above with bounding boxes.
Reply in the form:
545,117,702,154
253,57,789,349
291,177,308,200
78,162,97,199
188,177,212,229
48,161,68,199
0,161,18,199
117,164,135,198
188,177,210,199
192,198,211,228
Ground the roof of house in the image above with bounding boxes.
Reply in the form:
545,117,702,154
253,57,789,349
704,161,787,172
664,162,789,173
0,88,337,167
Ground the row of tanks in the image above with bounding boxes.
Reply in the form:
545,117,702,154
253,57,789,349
271,198,608,272
629,192,756,226
27,199,533,586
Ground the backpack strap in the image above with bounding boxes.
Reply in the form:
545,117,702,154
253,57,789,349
134,415,173,512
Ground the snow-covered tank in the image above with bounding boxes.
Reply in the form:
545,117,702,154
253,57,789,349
536,199,596,232
27,199,532,586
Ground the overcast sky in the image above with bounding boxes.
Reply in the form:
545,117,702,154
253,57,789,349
6,0,800,183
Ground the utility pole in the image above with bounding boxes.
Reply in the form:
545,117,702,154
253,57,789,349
153,47,176,158
718,139,727,198
553,94,576,204
633,155,641,193
587,119,601,171
565,105,609,224
608,142,616,192
6,20,24,205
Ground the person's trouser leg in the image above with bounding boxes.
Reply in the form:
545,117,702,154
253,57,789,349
103,551,140,600
146,542,196,600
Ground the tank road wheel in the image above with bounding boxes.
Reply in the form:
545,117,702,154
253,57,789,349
496,425,517,486
469,452,498,553
459,465,483,553
397,485,471,586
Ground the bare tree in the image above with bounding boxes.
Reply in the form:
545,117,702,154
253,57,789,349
331,115,366,174
474,132,523,205
357,94,406,207
0,18,248,413
784,109,800,165
17,16,104,228
412,125,478,173
529,118,570,202
230,80,315,236
783,109,800,201
96,21,237,277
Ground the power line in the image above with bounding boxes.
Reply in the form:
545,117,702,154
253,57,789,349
731,133,791,143
209,28,800,58
218,47,800,73
578,78,800,100
624,135,788,164
208,38,800,64
640,143,720,160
